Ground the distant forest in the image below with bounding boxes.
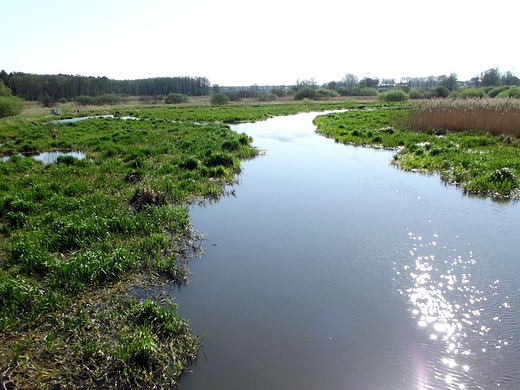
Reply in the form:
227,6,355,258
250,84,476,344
1,67,519,103
0,70,211,101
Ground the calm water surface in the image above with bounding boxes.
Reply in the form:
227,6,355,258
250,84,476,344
173,112,520,389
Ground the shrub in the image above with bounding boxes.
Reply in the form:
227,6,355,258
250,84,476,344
409,88,426,99
487,86,510,98
431,86,450,98
0,95,25,118
294,88,317,100
164,93,189,104
95,93,121,105
358,87,379,96
496,87,520,98
266,93,278,101
75,95,94,105
210,93,229,105
315,88,339,99
378,89,409,102
453,88,486,99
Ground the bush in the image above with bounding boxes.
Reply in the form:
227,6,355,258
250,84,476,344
75,95,94,105
265,93,278,101
453,88,486,99
0,95,25,118
0,80,12,97
164,93,189,104
496,87,520,98
487,86,510,98
431,86,450,98
408,88,426,99
315,88,339,99
294,88,317,100
378,89,409,102
210,93,229,105
95,93,121,105
358,87,379,96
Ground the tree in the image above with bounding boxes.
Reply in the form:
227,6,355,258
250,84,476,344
480,68,500,87
0,79,12,96
359,76,379,89
431,86,450,98
341,74,358,88
501,71,520,86
437,73,459,91
327,81,337,91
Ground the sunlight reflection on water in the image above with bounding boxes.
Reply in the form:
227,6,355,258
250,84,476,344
395,229,489,389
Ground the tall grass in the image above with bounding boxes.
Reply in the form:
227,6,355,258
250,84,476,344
409,98,520,138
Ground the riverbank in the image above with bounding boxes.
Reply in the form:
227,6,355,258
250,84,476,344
314,101,520,199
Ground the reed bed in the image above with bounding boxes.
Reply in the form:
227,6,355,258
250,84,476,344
410,98,520,138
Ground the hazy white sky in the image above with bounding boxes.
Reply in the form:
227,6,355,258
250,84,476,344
1,0,517,86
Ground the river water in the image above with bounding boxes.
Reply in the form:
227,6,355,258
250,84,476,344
173,112,520,389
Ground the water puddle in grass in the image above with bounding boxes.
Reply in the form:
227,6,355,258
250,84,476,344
1,151,87,164
47,115,138,124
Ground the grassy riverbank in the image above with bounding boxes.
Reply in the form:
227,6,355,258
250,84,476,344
0,99,364,388
314,100,520,199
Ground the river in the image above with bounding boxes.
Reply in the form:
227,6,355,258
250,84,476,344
173,112,520,389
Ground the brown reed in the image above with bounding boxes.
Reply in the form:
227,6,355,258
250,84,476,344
409,98,520,138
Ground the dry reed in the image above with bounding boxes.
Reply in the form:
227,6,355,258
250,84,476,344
409,98,520,138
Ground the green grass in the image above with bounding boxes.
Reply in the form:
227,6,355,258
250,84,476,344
314,103,520,199
1,100,367,388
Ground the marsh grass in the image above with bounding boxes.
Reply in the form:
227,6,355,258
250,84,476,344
409,98,520,138
314,103,520,199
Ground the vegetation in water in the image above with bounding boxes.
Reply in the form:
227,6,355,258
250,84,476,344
314,100,520,199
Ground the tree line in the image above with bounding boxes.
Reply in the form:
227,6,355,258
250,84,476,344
0,70,211,101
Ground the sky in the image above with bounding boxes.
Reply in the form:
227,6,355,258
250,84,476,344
1,0,517,87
